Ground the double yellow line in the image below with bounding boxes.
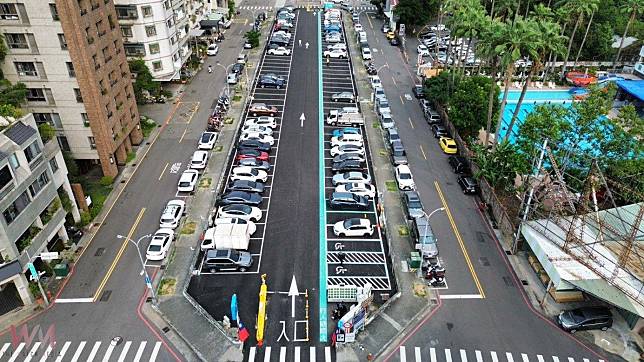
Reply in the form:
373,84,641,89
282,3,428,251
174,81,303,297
93,208,146,301
434,181,486,298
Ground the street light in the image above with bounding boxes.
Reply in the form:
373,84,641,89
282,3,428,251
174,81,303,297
215,61,234,96
116,233,155,303
422,207,445,242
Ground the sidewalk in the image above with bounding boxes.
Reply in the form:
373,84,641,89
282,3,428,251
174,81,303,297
337,17,436,361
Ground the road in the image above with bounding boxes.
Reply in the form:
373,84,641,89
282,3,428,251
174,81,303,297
354,11,612,362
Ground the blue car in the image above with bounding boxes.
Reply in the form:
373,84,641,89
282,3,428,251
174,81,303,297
332,127,360,138
325,24,341,32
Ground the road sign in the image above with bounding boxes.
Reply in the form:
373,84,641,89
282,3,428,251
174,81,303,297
27,263,38,280
399,24,405,37
40,252,59,261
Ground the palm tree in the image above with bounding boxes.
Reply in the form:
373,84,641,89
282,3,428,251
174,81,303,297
559,0,597,79
573,0,599,67
458,5,487,76
612,0,644,71
543,6,571,81
476,18,504,146
503,19,566,144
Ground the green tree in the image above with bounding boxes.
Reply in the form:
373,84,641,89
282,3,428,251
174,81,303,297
38,123,55,143
0,80,27,107
515,104,570,166
471,141,527,191
0,104,21,118
559,0,599,79
573,0,600,66
580,22,614,61
612,0,643,71
423,71,454,106
245,30,261,48
448,76,499,136
476,17,505,145
393,0,439,29
606,158,644,204
228,0,236,20
370,0,385,14
128,59,160,103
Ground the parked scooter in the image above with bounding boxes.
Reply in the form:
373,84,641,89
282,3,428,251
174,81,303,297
66,225,83,244
423,263,446,287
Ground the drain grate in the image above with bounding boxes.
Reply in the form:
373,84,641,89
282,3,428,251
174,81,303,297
479,257,490,266
93,222,101,227
505,250,512,255
100,290,112,302
521,279,529,286
502,276,513,287
146,142,151,145
120,180,126,183
95,248,105,256
162,327,170,333
131,163,136,167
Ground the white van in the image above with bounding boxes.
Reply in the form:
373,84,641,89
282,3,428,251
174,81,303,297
357,31,367,44
200,223,252,251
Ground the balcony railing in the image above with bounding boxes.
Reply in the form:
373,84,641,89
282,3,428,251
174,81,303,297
18,208,65,268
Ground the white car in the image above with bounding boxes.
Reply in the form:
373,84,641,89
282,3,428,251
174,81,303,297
331,135,363,147
327,43,347,51
160,199,186,229
355,23,363,32
177,169,199,193
333,218,374,237
213,217,257,235
268,46,292,56
374,87,386,101
326,33,342,43
190,150,208,170
240,132,275,146
217,204,262,222
207,44,219,56
335,182,376,198
198,131,218,150
395,164,415,190
381,115,395,129
361,47,372,60
330,144,365,157
244,116,277,129
324,49,347,58
417,44,430,57
369,75,382,89
146,228,174,261
276,19,293,27
331,171,371,186
230,166,268,183
273,31,292,39
241,124,273,136
227,73,239,84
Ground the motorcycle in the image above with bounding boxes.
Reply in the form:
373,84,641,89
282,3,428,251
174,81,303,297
366,66,377,75
424,264,446,287
66,225,83,244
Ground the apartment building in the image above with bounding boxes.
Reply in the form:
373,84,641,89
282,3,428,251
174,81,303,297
0,0,142,177
0,114,80,314
115,0,211,81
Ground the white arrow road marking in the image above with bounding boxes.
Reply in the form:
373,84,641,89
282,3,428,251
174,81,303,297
289,275,299,318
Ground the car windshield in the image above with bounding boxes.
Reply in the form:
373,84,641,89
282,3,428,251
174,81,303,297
447,144,457,149
393,150,405,156
400,173,412,180
344,219,359,228
569,310,586,323
230,251,241,262
148,245,162,252
201,134,211,142
179,181,191,187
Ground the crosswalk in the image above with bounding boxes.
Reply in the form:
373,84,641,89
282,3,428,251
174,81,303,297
248,346,332,362
238,6,274,10
0,340,162,362
395,346,604,362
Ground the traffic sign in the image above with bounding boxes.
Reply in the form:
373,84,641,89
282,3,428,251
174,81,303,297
40,252,59,261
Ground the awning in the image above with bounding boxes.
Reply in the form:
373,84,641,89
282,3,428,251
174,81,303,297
199,20,219,29
616,80,644,102
189,29,205,37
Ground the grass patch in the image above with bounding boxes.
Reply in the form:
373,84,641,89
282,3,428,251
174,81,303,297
158,278,177,296
181,221,197,235
385,180,398,192
398,225,409,236
199,177,212,188
233,95,242,102
379,149,388,157
83,178,112,219
224,117,234,124
126,151,136,164
214,145,223,152
140,117,157,138
372,122,381,129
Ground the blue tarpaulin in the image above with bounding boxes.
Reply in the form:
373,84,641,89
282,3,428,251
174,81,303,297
616,80,644,102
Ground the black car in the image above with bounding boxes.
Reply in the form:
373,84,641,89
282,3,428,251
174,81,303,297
269,37,289,47
457,175,479,194
332,160,364,173
228,180,265,193
448,156,470,174
557,306,613,333
203,249,253,273
431,124,449,138
219,191,262,206
238,140,271,152
412,85,424,99
390,36,400,46
329,192,370,211
238,157,271,171
333,152,365,163
403,191,424,219
258,77,285,89
232,63,244,74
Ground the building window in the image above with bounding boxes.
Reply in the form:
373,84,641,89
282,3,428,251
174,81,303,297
33,113,61,128
5,33,28,49
88,136,97,149
29,171,50,198
102,47,112,63
57,136,70,152
115,5,137,19
142,5,152,17
74,88,83,103
3,191,31,225
164,0,170,10
15,62,37,76
166,19,173,28
96,20,104,36
66,62,75,77
152,61,162,71
51,113,62,128
170,36,176,45
120,26,133,38
124,44,145,57
26,88,46,102
0,4,18,20
49,158,59,173
81,113,90,127
149,43,160,54
9,154,20,169
24,141,42,164
145,25,157,37
92,54,100,70
108,14,115,29
0,165,13,191
49,4,59,20
58,34,67,50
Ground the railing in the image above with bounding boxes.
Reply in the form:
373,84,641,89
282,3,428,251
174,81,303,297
18,207,65,268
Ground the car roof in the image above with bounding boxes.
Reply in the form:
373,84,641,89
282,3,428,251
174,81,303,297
404,191,420,201
397,164,411,172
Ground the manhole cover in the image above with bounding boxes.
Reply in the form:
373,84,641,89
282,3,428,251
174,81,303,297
505,250,512,255
162,327,170,333
521,280,529,286
479,257,490,266
100,290,112,302
94,248,105,256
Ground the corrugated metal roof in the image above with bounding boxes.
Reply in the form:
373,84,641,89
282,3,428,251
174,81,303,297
4,121,36,145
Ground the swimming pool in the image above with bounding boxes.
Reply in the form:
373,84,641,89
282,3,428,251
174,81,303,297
498,90,573,142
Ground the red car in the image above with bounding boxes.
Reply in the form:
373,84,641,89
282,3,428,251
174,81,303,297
236,149,269,161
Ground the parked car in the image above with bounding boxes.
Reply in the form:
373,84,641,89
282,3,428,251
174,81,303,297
228,180,265,193
232,63,245,74
403,191,424,219
240,132,275,146
331,92,355,103
417,44,430,56
241,124,273,136
374,87,386,101
160,199,186,229
386,31,395,40
412,85,425,99
332,127,360,138
333,218,374,237
439,137,458,154
202,249,253,273
327,43,347,51
324,48,348,58
219,191,263,206
190,150,209,170
332,171,371,186
249,103,278,116
244,116,277,129
238,140,271,152
258,77,285,89
207,44,219,56
361,47,372,60
390,140,408,165
457,175,479,194
329,192,370,211
330,144,365,157
431,124,449,138
230,166,268,183
369,75,382,89
395,164,415,190
227,72,239,84
333,152,365,164
448,156,470,174
198,132,218,150
557,307,613,333
237,157,270,171
354,23,363,32
177,169,199,193
332,159,363,173
217,204,261,222
381,115,395,129
376,98,391,116
146,228,174,261
267,46,291,56
236,149,269,161
386,128,401,145
326,33,342,43
390,36,400,46
335,182,375,198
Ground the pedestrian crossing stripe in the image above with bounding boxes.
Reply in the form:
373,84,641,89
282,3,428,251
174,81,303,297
0,340,162,362
248,346,331,362
238,6,274,10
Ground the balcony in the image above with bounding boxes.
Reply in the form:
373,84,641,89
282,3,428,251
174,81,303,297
18,208,65,268
0,260,22,282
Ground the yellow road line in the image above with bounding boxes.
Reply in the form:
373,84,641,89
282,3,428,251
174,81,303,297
186,102,199,124
179,128,188,143
408,117,414,129
400,95,405,105
434,181,486,298
93,208,146,301
158,163,169,181
391,75,397,87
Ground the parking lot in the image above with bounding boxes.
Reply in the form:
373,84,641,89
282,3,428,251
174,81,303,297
320,12,396,298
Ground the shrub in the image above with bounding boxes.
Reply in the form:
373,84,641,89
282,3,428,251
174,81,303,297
77,211,91,227
38,123,55,142
99,176,114,187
